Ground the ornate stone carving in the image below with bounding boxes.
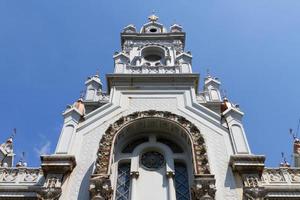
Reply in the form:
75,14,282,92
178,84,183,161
130,171,139,179
23,168,40,182
0,168,18,182
94,110,210,175
243,175,260,187
37,176,62,200
287,168,300,182
243,187,266,200
191,175,216,200
242,174,266,200
89,175,113,200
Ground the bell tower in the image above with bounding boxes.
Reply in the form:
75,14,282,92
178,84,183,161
113,14,192,75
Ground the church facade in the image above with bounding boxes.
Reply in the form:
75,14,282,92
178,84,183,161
1,15,300,200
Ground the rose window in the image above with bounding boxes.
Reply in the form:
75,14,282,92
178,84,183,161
141,151,165,170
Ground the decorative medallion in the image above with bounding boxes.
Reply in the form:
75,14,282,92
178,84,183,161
141,151,165,170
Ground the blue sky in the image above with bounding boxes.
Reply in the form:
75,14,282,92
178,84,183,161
0,0,300,167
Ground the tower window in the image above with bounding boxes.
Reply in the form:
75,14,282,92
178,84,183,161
116,163,131,200
142,47,165,63
175,162,190,200
144,54,162,62
149,28,157,33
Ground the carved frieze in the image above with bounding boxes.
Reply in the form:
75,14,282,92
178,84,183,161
0,168,18,182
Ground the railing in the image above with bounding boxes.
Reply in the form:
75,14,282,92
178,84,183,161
0,167,43,185
125,65,182,74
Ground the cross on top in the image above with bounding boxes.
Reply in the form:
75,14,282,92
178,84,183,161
148,10,159,22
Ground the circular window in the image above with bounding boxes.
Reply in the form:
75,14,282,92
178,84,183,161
149,28,157,33
141,151,165,170
144,54,162,62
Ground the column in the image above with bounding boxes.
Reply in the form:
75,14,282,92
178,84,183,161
130,171,139,200
166,171,176,200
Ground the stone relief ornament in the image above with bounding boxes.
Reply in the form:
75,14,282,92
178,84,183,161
244,175,259,187
288,169,300,182
37,176,62,200
243,187,266,200
89,175,113,200
242,174,266,200
1,168,18,182
23,169,40,182
93,110,210,176
191,175,216,200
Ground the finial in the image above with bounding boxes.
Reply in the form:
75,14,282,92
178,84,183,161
221,89,227,99
206,68,211,78
95,69,100,78
6,128,16,143
80,90,85,99
148,10,159,22
280,152,290,167
290,128,297,140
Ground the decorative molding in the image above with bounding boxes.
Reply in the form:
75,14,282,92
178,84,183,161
191,174,216,200
40,155,76,175
89,175,113,200
230,155,265,175
94,110,210,175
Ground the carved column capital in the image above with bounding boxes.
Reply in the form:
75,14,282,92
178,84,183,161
130,171,139,179
166,171,175,178
89,174,113,200
191,174,216,200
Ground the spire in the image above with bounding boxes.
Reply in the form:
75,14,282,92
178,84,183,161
280,152,290,167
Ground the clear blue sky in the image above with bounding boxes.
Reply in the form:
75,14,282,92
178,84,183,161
1,0,300,167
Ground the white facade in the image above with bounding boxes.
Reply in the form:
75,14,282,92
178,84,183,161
57,14,250,200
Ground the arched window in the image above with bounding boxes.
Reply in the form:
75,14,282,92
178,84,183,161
115,162,131,200
114,133,192,200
